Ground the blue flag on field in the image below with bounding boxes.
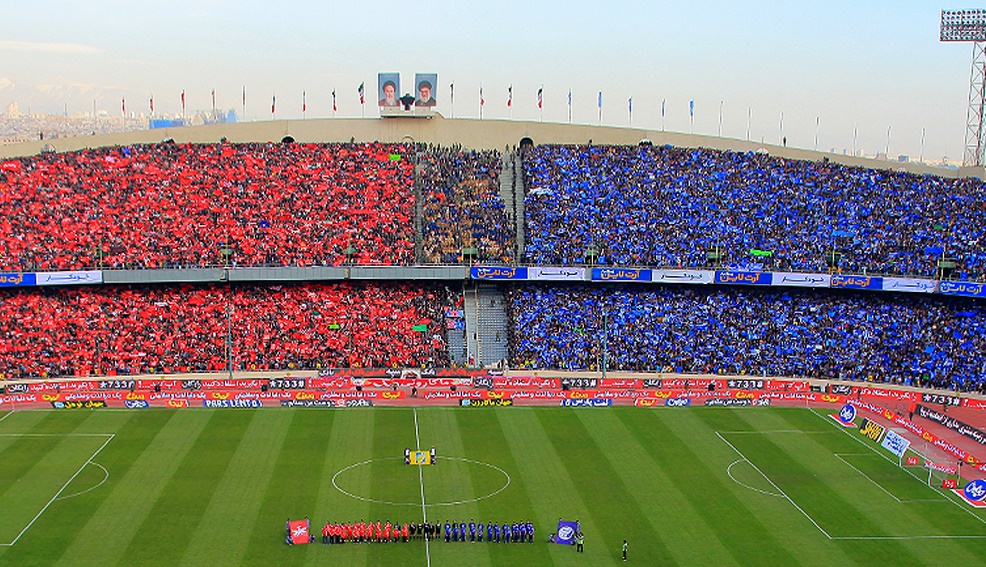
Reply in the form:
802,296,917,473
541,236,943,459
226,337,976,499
555,520,579,545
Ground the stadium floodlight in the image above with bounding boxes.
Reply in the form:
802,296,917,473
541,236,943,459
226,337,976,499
941,9,986,166
941,9,986,42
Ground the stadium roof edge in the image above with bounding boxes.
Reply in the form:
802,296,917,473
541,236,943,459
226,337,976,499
1,113,980,179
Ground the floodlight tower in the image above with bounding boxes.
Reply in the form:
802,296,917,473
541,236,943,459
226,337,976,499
941,9,986,166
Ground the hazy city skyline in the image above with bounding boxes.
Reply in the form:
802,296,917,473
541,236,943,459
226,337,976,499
2,1,984,161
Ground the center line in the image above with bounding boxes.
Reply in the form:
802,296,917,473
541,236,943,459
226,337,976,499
414,408,431,567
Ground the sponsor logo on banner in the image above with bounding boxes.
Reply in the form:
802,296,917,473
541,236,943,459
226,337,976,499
881,430,911,458
0,273,36,287
651,269,714,284
858,418,886,442
124,399,150,409
472,376,494,389
726,379,764,390
280,400,336,408
771,272,831,288
528,267,586,281
964,479,986,502
345,399,374,407
642,379,662,388
167,399,189,408
830,274,882,290
705,398,770,407
634,398,658,407
921,394,962,407
561,378,599,389
916,404,986,447
926,461,958,475
202,399,262,408
592,268,651,282
715,270,772,286
51,400,107,409
560,398,613,407
471,266,528,280
939,281,986,298
830,404,857,427
35,270,103,286
100,380,137,390
664,398,691,407
942,479,958,489
460,398,513,407
5,383,29,394
906,456,920,466
881,277,937,294
829,384,853,396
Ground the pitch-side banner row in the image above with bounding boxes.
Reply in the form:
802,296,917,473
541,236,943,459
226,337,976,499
0,271,102,287
471,266,943,294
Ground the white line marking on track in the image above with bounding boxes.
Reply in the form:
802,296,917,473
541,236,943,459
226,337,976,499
0,433,114,547
414,408,431,567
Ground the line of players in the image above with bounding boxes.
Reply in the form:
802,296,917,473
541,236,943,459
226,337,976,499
443,520,535,543
317,519,535,544
320,520,437,544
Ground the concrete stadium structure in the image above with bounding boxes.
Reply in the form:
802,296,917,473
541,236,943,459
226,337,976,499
2,113,982,179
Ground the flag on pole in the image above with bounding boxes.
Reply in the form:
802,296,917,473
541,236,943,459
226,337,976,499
121,97,126,116
450,83,454,104
537,87,543,109
302,91,306,113
211,89,216,110
628,97,632,122
271,94,276,115
181,90,186,114
598,91,602,108
507,85,512,107
567,89,572,107
149,95,154,114
332,89,337,112
242,86,246,109
689,100,694,117
480,86,485,106
358,82,365,105
661,98,665,117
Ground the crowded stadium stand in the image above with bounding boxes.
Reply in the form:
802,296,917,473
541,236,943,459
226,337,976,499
0,118,985,391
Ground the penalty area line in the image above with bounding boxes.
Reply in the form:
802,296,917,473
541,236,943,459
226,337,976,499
0,433,115,547
413,408,431,567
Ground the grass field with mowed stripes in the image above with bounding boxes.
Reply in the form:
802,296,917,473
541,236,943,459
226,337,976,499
0,406,984,566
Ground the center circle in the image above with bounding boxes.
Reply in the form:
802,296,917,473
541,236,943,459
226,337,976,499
332,456,511,507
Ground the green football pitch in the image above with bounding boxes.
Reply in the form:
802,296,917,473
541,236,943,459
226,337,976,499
0,406,984,566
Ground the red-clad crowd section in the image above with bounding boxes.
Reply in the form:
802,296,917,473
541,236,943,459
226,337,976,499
0,142,415,270
0,283,453,379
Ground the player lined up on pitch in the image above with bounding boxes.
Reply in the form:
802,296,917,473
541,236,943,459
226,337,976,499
443,519,535,543
317,519,444,544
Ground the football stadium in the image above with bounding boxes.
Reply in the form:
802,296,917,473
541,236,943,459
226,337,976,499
4,7,986,567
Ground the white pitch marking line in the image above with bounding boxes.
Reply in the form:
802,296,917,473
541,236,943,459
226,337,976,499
833,454,945,503
716,431,834,540
0,412,12,425
55,462,110,501
1,433,114,547
808,406,986,530
725,459,785,497
414,408,431,567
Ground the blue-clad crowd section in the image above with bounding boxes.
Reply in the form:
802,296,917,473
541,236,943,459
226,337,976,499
522,144,986,279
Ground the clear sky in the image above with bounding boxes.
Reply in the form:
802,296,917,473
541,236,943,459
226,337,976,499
2,0,983,161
